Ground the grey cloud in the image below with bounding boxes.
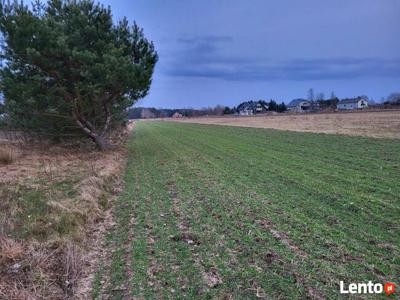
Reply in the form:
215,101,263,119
164,55,400,81
163,35,400,81
177,35,234,44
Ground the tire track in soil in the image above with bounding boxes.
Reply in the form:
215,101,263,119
166,181,223,293
91,175,128,299
120,213,137,299
102,144,141,299
143,195,164,297
90,210,116,299
120,163,143,299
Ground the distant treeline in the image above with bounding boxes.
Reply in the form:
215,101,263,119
128,107,218,119
128,100,287,119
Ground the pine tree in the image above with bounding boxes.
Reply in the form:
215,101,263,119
268,100,277,111
0,0,157,150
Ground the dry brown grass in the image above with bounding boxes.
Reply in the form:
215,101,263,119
172,110,400,139
0,237,24,263
0,126,132,299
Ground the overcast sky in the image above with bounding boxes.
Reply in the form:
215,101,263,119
101,0,399,108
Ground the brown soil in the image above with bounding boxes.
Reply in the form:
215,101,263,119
172,110,400,139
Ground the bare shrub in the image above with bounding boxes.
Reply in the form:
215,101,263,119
0,147,14,165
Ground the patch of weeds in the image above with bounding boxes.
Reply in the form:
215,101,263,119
98,194,110,209
52,179,80,198
13,189,48,238
10,184,82,239
55,213,81,236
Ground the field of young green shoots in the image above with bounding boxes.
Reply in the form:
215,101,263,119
95,121,400,299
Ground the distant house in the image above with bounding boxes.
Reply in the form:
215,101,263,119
255,102,268,113
237,101,269,116
337,97,368,110
239,107,253,116
287,99,312,113
172,112,183,118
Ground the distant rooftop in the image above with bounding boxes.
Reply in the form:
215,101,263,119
288,99,310,107
339,98,364,104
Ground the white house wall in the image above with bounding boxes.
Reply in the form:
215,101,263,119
338,103,356,110
338,100,368,110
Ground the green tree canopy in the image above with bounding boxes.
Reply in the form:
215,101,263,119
277,102,287,113
268,100,277,111
0,0,157,149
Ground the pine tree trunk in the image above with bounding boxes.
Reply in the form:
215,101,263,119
73,113,112,151
91,133,112,151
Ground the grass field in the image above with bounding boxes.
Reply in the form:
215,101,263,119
97,121,400,299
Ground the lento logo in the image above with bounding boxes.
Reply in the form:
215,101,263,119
340,281,396,296
384,283,396,296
